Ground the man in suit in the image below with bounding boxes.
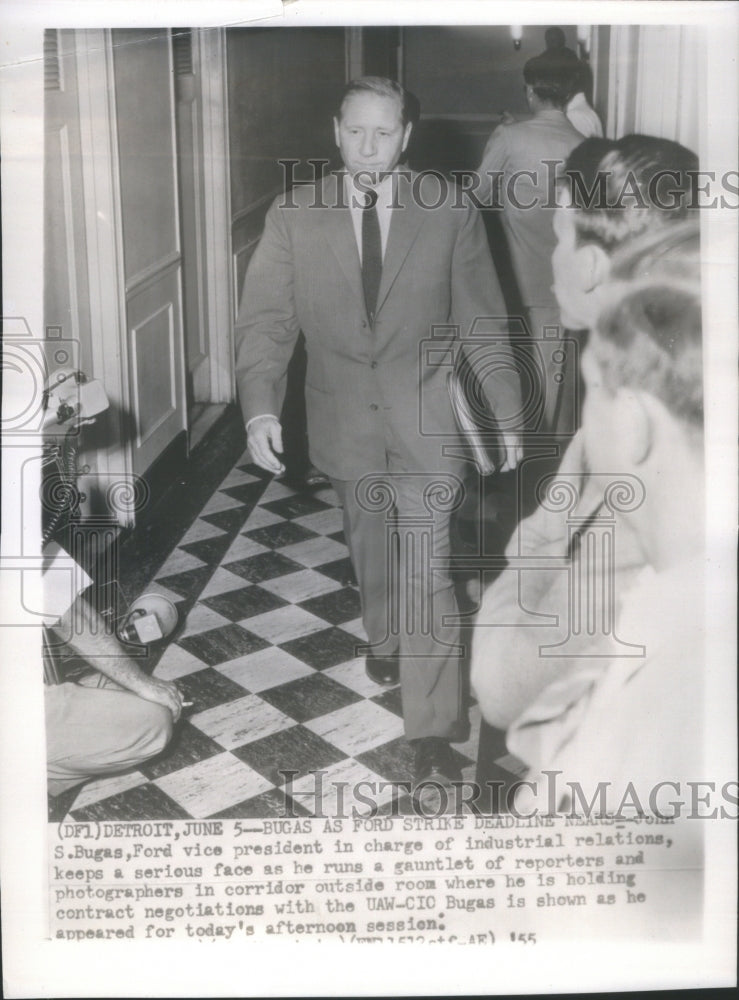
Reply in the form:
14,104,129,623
235,77,522,787
478,52,585,435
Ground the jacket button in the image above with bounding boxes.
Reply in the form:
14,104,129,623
370,361,378,369
361,320,368,329
369,403,379,411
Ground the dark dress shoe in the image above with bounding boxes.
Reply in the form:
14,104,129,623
412,737,463,787
278,464,330,492
365,652,399,687
303,464,330,488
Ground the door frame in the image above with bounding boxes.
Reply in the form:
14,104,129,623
75,27,233,526
197,28,234,406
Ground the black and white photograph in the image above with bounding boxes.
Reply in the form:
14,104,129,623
1,0,736,995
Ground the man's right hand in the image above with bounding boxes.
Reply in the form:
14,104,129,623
247,416,285,474
134,676,185,723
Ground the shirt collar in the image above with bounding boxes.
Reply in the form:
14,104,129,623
343,169,398,208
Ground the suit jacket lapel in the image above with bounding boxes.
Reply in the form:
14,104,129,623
318,173,364,307
376,171,427,315
316,171,427,316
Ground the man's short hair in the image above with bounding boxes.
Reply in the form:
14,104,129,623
337,76,416,126
564,134,699,252
523,52,579,109
592,220,702,429
545,26,567,51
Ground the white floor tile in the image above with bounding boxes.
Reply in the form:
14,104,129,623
178,519,227,545
304,700,404,756
154,644,212,680
279,536,348,568
260,480,298,501
179,603,231,638
293,507,344,535
218,467,261,489
340,617,368,640
70,770,149,810
188,694,294,750
213,647,314,692
154,753,273,818
288,758,395,816
241,506,285,530
241,605,326,644
199,490,245,515
156,548,207,577
322,657,389,698
221,534,269,561
199,567,250,599
259,569,342,603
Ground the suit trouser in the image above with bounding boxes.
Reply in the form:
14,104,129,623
45,673,173,796
331,457,465,741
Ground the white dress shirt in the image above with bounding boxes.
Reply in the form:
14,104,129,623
344,170,396,262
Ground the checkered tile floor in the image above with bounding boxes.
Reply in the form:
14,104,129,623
64,451,525,821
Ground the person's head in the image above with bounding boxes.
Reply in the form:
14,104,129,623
545,26,567,51
552,134,698,328
523,52,578,111
579,220,702,560
334,77,413,181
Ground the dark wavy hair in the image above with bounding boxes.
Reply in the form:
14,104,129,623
337,76,416,127
563,135,699,251
523,52,579,109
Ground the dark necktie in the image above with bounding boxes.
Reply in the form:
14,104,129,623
361,188,382,323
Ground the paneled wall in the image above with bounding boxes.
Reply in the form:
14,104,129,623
44,29,92,367
227,27,347,317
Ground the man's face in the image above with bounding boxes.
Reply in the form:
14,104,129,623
334,92,412,181
552,203,609,330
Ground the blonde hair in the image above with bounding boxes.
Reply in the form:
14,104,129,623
592,221,703,428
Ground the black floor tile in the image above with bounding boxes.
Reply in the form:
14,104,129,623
156,565,213,600
355,736,414,784
280,626,363,669
232,725,347,785
245,521,318,549
261,494,333,520
138,721,226,779
200,505,253,534
220,482,271,506
201,585,288,622
223,551,303,584
210,788,311,819
177,623,269,667
313,556,357,587
171,665,251,710
370,686,403,716
180,534,234,567
70,782,191,821
260,673,363,723
298,587,361,625
236,462,271,479
327,530,346,545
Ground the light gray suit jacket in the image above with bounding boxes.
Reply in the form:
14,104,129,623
235,170,522,482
